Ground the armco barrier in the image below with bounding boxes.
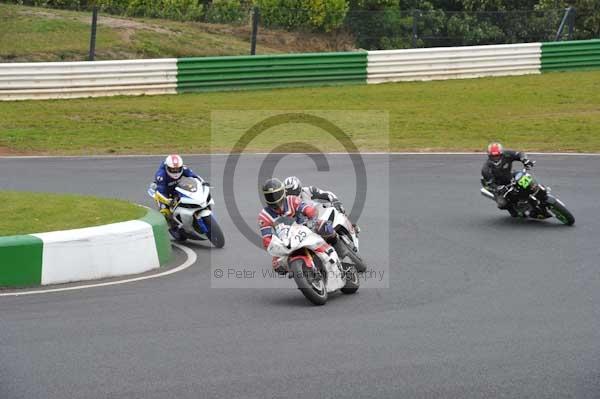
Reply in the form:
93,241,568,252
0,59,177,101
367,43,542,83
0,208,171,288
1,40,600,101
541,39,600,72
177,52,367,92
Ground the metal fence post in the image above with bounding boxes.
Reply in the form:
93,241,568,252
412,10,419,48
567,6,576,40
555,6,574,41
250,6,259,55
88,6,98,61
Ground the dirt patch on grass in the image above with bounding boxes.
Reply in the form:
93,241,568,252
194,21,356,52
16,9,63,20
0,146,24,156
94,15,172,35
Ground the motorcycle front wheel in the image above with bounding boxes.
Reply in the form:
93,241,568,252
290,259,328,306
341,264,359,295
339,234,367,273
201,215,226,248
548,202,575,226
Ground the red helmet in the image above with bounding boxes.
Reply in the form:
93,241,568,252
487,143,504,166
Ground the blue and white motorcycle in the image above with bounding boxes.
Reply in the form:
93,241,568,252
148,177,225,247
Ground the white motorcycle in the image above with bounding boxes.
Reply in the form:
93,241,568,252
148,177,225,248
268,216,359,306
315,203,367,273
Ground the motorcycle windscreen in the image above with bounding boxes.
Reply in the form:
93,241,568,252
177,177,198,192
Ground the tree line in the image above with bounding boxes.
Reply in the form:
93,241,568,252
7,0,599,48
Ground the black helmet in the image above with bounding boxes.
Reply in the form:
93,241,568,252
262,178,286,209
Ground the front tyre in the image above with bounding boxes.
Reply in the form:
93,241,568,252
341,264,359,295
548,201,575,226
290,259,328,306
340,234,367,273
202,215,226,248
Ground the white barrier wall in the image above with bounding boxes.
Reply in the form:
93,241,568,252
0,59,177,100
367,43,542,83
33,220,160,285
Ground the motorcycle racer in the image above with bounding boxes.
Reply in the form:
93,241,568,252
481,142,535,216
283,176,346,214
153,154,206,236
258,178,345,274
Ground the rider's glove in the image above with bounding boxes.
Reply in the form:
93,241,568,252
332,200,345,214
522,159,534,168
318,220,335,238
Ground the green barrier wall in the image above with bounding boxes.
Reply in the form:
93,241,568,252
541,39,600,72
141,209,172,267
0,235,43,287
177,51,367,92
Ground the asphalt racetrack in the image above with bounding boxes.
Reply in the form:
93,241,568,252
1,154,599,399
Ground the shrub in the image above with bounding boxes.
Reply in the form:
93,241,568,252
205,0,248,24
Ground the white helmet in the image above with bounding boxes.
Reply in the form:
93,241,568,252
165,154,184,179
284,176,302,196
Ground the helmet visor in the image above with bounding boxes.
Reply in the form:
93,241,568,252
264,188,285,204
167,166,183,175
286,186,301,196
489,154,502,163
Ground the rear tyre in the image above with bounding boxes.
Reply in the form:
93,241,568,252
201,215,226,248
548,202,575,226
169,228,187,243
290,259,327,306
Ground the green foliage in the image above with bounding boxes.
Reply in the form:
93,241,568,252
29,0,84,9
205,0,248,24
447,14,504,44
94,0,129,14
537,0,600,39
254,0,348,32
126,0,203,20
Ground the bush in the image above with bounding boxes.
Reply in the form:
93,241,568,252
95,0,129,14
125,0,203,20
254,0,348,32
13,0,87,10
205,0,248,24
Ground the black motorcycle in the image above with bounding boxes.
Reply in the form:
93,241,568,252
480,167,575,226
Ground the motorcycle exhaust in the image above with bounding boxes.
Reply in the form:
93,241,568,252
480,187,495,200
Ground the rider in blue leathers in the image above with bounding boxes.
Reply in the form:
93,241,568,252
153,154,205,236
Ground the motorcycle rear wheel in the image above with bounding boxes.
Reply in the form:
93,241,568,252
290,259,328,306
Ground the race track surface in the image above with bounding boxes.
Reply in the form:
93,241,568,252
1,154,599,399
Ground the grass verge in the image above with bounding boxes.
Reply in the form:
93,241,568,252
0,191,147,236
0,70,599,154
0,3,352,62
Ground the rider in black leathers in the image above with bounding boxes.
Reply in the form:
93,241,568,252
481,142,535,216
